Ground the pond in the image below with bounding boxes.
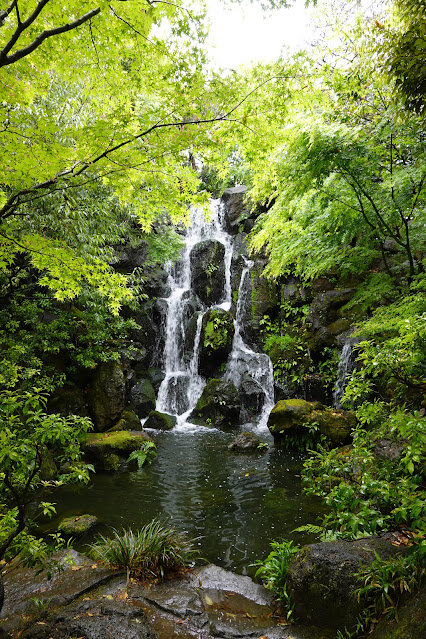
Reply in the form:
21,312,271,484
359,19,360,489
49,426,325,575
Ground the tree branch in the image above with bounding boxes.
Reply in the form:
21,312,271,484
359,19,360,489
0,5,101,67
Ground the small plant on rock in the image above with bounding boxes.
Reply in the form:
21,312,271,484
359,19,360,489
252,539,299,620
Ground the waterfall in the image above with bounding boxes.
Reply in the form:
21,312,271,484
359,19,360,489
155,200,274,430
225,259,275,430
333,343,354,408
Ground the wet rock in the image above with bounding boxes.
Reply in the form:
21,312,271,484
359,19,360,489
190,239,226,306
82,431,152,471
198,308,235,377
144,410,176,430
239,374,265,414
369,584,426,639
58,514,98,537
375,438,405,461
130,379,156,418
0,550,119,633
189,379,242,429
268,399,355,447
228,431,266,452
245,261,280,347
88,361,126,432
282,276,313,307
20,600,156,639
287,537,408,630
221,185,248,233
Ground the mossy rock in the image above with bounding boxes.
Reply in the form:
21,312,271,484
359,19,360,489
58,514,98,537
189,378,242,429
109,409,142,432
39,446,58,480
82,430,152,472
145,410,176,430
267,399,323,435
268,400,354,448
311,408,356,445
287,538,407,631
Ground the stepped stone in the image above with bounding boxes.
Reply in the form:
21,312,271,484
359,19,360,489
145,410,176,430
130,378,156,418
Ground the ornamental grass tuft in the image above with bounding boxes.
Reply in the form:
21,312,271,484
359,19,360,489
89,519,198,584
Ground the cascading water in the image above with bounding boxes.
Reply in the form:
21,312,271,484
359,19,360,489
225,258,275,430
155,200,274,429
333,342,354,408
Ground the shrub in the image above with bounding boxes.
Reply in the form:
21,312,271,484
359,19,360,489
252,539,299,619
89,519,198,585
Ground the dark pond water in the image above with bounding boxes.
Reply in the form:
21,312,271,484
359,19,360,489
49,426,324,575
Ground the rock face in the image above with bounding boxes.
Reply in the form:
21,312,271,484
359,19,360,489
268,399,355,447
198,308,235,377
82,431,152,471
369,585,426,639
189,379,241,429
88,361,126,432
190,239,226,305
144,410,176,430
287,537,406,630
129,379,156,418
47,384,88,417
222,185,248,233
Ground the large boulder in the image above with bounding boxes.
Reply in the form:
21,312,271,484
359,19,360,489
287,538,407,630
144,410,176,430
88,361,126,432
82,431,152,471
267,399,355,447
190,239,226,305
189,379,242,429
198,308,235,377
129,378,156,418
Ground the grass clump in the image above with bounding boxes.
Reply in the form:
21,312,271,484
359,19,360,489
89,519,198,585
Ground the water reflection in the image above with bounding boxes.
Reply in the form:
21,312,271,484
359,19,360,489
51,429,324,574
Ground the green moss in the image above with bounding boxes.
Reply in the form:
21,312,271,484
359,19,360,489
58,514,98,536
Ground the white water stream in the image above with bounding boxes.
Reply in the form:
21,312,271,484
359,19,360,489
155,200,274,430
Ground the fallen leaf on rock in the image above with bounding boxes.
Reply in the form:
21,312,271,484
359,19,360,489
91,564,98,569
176,620,184,625
71,565,82,571
36,622,46,625
204,595,214,606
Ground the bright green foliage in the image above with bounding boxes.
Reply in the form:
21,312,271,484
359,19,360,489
0,388,92,567
253,539,299,618
127,441,157,469
303,409,426,538
89,519,198,584
344,280,426,408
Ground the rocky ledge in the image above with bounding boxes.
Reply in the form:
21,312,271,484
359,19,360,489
0,551,329,639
